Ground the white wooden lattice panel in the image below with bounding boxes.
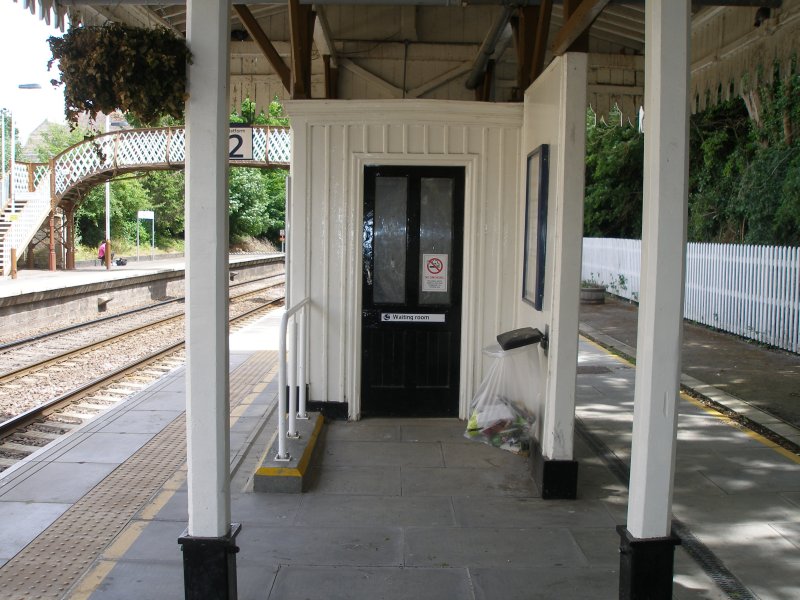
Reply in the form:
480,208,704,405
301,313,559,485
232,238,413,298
55,142,106,195
253,128,268,162
51,126,289,197
168,130,186,163
12,163,29,194
116,130,170,167
268,128,291,164
33,165,49,189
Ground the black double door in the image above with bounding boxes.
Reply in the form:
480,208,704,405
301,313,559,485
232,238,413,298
361,166,465,417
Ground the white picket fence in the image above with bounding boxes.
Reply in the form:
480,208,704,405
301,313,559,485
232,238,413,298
582,238,800,354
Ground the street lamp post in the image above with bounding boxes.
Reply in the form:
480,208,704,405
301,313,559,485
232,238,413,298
5,84,42,279
104,115,111,269
1,108,7,209
102,115,128,270
9,84,42,215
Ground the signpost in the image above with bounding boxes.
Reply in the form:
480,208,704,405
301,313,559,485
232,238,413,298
137,210,155,261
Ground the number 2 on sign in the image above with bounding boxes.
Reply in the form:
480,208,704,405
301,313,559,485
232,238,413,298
229,127,253,160
229,134,245,158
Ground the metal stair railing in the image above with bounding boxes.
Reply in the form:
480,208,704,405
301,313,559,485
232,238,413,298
1,167,52,277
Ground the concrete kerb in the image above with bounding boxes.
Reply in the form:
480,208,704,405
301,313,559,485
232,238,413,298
578,321,800,456
253,412,324,493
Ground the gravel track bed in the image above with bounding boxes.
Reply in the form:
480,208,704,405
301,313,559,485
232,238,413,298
0,297,171,346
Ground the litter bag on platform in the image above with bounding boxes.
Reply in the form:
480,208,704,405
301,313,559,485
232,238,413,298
465,344,537,454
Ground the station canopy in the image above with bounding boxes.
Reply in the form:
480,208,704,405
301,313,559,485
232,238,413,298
17,0,800,122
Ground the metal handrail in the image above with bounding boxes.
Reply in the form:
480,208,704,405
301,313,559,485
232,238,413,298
276,296,310,461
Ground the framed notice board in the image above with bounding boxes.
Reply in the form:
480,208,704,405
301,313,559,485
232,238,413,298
522,144,549,311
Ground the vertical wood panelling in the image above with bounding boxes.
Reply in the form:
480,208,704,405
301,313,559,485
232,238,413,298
428,124,446,154
388,124,404,154
490,128,504,340
448,126,466,155
367,125,384,154
466,126,485,155
287,101,523,415
407,125,425,154
309,124,329,394
324,125,333,396
342,123,356,406
334,124,347,403
501,128,521,333
584,238,800,353
475,127,490,385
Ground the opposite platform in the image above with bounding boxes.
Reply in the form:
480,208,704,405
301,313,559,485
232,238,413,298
0,253,284,336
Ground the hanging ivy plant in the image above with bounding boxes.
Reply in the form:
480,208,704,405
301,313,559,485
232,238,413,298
48,23,192,126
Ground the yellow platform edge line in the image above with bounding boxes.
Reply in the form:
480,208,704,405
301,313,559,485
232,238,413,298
255,413,324,478
581,334,799,463
682,393,800,465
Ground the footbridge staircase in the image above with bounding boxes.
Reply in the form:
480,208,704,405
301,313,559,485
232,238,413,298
1,125,291,277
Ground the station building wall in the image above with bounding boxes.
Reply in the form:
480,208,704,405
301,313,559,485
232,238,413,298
285,99,524,418
519,54,587,459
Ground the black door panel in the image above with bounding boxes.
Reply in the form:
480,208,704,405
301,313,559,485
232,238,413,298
361,166,465,417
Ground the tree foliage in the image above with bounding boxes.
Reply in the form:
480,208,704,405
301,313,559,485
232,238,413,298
690,70,800,245
229,167,286,241
26,121,89,163
584,108,644,238
229,97,290,127
585,67,800,246
226,97,289,243
75,178,152,247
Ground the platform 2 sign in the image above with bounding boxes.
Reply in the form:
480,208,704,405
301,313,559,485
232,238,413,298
229,127,253,160
382,313,445,323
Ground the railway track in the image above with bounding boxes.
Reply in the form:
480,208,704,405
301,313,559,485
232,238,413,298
0,276,285,472
0,275,281,372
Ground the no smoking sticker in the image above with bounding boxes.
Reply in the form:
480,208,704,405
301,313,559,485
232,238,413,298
422,253,448,292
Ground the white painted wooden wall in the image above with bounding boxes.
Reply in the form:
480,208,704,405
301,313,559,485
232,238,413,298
285,99,523,418
519,54,587,460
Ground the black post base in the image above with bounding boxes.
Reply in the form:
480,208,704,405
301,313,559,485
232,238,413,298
530,440,579,499
179,523,242,600
617,525,680,600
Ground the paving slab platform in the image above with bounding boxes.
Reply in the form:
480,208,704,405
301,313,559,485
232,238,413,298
0,271,797,599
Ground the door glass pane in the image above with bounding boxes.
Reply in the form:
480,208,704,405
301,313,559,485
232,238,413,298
374,176,407,304
419,177,453,305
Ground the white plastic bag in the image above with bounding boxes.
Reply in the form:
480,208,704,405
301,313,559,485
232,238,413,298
465,344,537,454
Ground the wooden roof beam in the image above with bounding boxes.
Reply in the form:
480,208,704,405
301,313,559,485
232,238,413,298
550,0,610,56
314,5,339,98
232,4,291,92
562,0,590,52
289,0,316,99
313,5,337,67
531,0,553,81
512,7,537,93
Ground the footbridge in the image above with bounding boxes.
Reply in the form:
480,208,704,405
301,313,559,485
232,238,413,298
0,125,291,277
